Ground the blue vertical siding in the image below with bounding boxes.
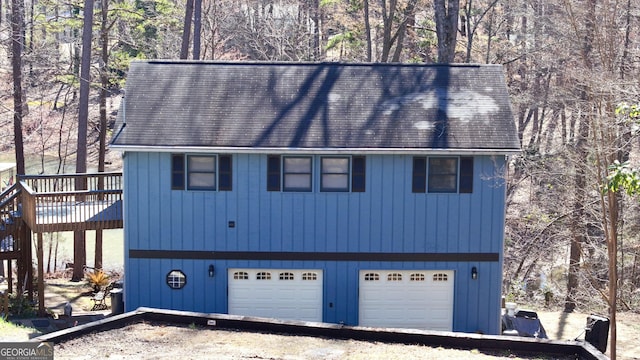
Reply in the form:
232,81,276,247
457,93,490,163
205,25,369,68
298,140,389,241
126,258,503,334
122,152,508,334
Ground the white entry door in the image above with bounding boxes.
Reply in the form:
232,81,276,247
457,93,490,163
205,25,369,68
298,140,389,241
358,270,454,331
228,268,323,322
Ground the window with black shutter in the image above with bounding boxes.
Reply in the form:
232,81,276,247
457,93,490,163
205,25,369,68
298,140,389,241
172,154,232,192
428,157,458,193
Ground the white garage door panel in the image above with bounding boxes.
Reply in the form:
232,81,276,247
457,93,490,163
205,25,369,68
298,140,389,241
359,270,454,331
228,269,323,322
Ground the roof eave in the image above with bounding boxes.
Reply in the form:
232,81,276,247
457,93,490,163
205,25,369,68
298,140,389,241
109,144,521,156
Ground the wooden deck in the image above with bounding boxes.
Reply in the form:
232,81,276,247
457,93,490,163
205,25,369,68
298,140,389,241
0,172,122,307
19,172,123,232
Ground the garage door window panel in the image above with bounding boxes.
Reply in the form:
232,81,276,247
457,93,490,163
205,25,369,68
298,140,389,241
302,272,318,280
234,271,248,280
433,273,449,281
256,272,272,280
279,272,295,280
364,273,380,281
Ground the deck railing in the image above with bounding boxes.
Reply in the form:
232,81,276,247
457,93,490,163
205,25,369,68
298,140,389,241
0,183,22,257
19,172,123,232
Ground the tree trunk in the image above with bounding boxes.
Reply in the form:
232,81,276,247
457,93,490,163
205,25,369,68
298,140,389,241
11,0,25,175
380,0,397,62
99,0,108,177
94,0,109,271
311,0,320,60
434,0,459,63
363,0,371,62
620,0,632,79
565,105,588,313
192,0,201,59
73,0,94,282
72,6,81,81
606,188,619,360
180,0,194,59
391,0,417,62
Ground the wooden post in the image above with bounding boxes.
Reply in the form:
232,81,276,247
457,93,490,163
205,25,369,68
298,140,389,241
25,228,33,301
37,232,45,316
15,210,26,297
0,290,8,315
7,259,13,294
17,224,33,301
95,229,103,270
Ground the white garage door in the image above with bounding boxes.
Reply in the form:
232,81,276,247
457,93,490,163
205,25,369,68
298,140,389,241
228,268,323,322
359,270,454,331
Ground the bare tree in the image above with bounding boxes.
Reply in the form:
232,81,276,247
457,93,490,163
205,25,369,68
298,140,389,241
180,0,194,59
193,0,202,59
461,0,500,63
363,0,372,61
95,0,113,270
434,0,459,63
73,0,95,282
11,0,25,175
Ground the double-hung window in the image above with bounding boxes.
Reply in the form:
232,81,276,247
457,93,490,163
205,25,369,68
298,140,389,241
428,157,458,193
171,154,232,191
283,156,312,192
188,155,217,190
412,156,473,193
321,157,349,192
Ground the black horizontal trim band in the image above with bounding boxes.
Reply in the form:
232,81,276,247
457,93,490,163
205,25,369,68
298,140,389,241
129,250,499,262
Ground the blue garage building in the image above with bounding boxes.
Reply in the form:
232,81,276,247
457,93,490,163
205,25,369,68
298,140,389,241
110,61,520,334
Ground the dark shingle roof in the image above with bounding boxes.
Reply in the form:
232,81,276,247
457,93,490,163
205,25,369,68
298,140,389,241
111,61,520,153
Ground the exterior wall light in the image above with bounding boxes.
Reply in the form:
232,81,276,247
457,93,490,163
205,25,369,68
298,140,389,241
471,266,478,280
208,264,215,278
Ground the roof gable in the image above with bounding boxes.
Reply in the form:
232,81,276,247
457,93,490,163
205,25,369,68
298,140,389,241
111,61,520,153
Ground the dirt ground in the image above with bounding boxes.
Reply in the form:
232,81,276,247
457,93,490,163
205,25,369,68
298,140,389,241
50,312,640,360
53,321,572,360
3,278,639,359
537,311,640,360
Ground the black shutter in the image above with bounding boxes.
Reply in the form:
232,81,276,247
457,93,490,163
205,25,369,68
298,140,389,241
267,155,281,191
171,154,185,190
412,157,427,193
351,156,366,192
459,157,474,193
219,155,233,191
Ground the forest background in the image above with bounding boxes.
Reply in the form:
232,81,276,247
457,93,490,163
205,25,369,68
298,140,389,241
0,0,639,358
